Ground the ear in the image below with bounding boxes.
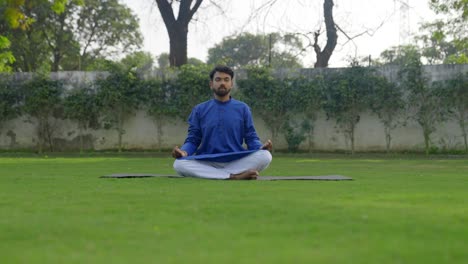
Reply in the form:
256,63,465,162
209,80,213,88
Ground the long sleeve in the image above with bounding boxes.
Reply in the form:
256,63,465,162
243,106,263,150
179,98,262,157
180,108,201,156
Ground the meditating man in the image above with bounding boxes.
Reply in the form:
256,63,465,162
172,65,273,180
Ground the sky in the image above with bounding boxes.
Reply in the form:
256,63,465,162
121,0,435,68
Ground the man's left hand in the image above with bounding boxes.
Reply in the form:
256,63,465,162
261,139,273,152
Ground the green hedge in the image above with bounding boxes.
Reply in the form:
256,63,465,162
0,64,467,153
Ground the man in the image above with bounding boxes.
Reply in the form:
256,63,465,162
172,65,272,180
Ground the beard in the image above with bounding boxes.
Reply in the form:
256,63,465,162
213,86,230,97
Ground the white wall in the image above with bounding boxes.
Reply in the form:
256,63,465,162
1,65,467,152
0,110,465,152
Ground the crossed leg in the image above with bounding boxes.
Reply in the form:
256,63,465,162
173,150,272,180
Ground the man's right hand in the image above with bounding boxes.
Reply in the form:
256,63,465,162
172,146,188,159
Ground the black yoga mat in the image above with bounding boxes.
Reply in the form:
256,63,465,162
101,174,352,180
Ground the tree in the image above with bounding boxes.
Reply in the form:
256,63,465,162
429,0,468,19
398,46,446,155
416,0,468,64
95,67,141,152
157,52,204,69
435,72,468,153
38,0,81,72
416,21,458,64
5,1,59,72
157,53,170,69
207,32,303,68
240,0,339,68
143,78,173,151
321,63,376,154
313,0,337,68
0,0,67,72
0,77,22,132
2,0,142,72
63,85,100,153
23,77,65,153
155,0,203,67
238,66,298,150
120,51,154,76
75,0,142,70
293,74,323,152
368,75,406,153
169,64,213,120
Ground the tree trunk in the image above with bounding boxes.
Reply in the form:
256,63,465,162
458,115,467,153
384,125,392,153
117,108,124,153
50,12,67,72
45,120,54,152
155,0,203,67
78,126,84,154
155,116,164,152
168,26,188,67
350,123,355,155
308,130,313,153
313,0,337,68
271,127,279,154
37,119,45,154
423,129,430,155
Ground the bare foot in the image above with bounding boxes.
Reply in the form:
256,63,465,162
229,170,258,180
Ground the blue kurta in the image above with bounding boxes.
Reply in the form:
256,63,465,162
180,98,263,162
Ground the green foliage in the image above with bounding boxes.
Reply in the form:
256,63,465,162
23,77,65,153
0,0,75,72
207,33,303,68
157,53,170,69
321,65,377,154
416,21,456,64
187,57,205,66
398,46,446,155
155,53,205,69
282,120,306,152
430,0,468,19
416,0,468,64
76,0,142,69
368,74,406,152
292,74,324,152
169,64,213,120
63,84,100,153
142,78,173,151
120,51,154,72
51,0,70,14
0,76,22,129
0,36,15,72
1,0,142,72
433,72,468,152
238,66,302,147
1,0,36,30
95,68,142,152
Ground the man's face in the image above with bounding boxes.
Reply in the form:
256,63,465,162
210,71,233,97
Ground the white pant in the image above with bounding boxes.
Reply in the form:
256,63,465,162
173,150,272,179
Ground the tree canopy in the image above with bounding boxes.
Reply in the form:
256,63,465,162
416,0,468,64
1,0,142,72
207,33,303,69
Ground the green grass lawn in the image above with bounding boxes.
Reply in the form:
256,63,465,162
0,154,467,264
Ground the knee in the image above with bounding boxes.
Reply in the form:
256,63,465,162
258,150,272,165
173,159,185,174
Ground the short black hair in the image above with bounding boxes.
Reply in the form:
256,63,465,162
209,65,234,80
